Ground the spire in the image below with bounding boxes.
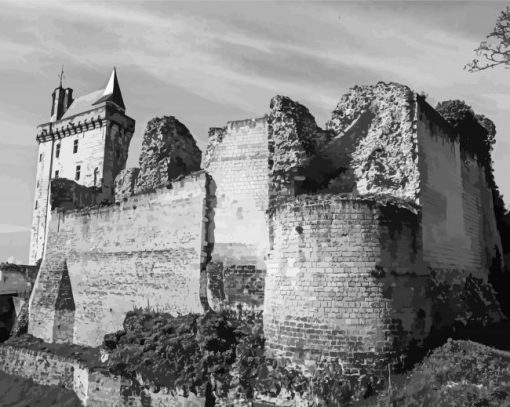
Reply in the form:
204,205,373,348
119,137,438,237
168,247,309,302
93,67,125,110
58,65,65,88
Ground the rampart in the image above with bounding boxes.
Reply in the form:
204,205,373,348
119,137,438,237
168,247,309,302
29,171,213,346
264,195,429,372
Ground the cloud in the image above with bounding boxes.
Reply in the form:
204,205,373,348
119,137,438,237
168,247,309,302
0,224,30,234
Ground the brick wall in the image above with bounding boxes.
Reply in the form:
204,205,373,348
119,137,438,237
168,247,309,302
204,118,269,269
417,99,502,276
0,345,204,406
264,195,430,373
29,172,212,346
204,118,270,311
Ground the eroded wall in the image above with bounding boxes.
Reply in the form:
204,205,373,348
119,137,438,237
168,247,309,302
263,195,430,373
29,172,211,346
204,118,270,309
417,99,502,277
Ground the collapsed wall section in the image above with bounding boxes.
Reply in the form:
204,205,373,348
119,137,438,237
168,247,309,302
203,118,269,310
324,82,420,203
29,171,212,346
264,195,430,373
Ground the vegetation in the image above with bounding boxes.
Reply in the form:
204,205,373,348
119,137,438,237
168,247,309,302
377,340,510,406
466,6,510,71
103,308,382,405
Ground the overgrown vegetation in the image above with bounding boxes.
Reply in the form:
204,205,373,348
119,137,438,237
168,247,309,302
377,340,510,406
103,308,381,405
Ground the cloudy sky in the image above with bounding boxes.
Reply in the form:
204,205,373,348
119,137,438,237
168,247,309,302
0,0,509,263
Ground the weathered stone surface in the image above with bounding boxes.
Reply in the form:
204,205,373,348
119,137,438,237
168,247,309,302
29,172,213,346
268,95,333,202
51,177,102,210
134,116,201,194
114,167,140,203
325,82,420,203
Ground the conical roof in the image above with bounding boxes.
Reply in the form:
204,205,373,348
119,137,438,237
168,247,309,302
61,68,125,119
92,67,125,110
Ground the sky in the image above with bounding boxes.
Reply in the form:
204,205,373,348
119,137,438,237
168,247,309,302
0,0,509,263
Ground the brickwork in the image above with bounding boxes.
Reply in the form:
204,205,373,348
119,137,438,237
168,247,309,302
207,262,265,310
264,195,430,373
29,172,212,346
0,345,205,406
204,118,270,270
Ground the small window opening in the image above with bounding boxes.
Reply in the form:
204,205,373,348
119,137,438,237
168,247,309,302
75,165,81,181
39,153,42,162
93,168,99,187
54,170,59,178
34,201,38,209
56,143,61,158
73,139,78,154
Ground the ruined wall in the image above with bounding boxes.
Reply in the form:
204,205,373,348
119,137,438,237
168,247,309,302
204,118,269,309
29,172,211,346
324,82,420,203
133,116,202,195
264,195,430,373
417,100,501,275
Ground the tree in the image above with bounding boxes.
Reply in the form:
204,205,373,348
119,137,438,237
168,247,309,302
466,6,510,71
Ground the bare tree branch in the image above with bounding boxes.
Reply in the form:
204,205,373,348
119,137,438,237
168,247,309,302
465,7,510,72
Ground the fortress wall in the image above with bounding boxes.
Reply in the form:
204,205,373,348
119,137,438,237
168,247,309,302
29,172,211,346
417,101,477,273
460,153,502,271
204,118,269,309
263,195,430,373
417,100,500,277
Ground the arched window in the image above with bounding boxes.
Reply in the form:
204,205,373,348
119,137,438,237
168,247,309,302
93,168,99,187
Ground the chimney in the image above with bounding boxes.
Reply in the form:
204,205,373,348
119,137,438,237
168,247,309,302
63,88,74,114
50,86,65,121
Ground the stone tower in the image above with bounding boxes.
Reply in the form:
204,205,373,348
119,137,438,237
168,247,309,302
29,68,135,264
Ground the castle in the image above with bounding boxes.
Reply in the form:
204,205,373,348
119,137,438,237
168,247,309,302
25,70,503,374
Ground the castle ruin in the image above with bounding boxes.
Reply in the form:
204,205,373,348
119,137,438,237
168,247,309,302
26,73,504,374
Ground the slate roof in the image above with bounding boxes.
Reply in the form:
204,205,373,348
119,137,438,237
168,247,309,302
61,68,125,120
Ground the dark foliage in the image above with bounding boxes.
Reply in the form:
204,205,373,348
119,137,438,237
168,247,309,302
378,340,510,406
466,7,510,71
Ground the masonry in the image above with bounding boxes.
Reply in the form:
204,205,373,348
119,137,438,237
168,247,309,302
29,171,213,346
23,78,505,378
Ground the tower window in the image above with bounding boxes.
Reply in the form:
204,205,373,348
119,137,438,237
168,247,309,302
75,165,81,181
37,180,39,188
39,153,42,162
55,170,59,178
35,201,38,209
73,140,78,154
93,168,99,187
56,143,61,158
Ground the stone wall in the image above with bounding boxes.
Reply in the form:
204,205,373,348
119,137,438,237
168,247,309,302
324,82,420,203
417,98,502,276
263,195,430,374
0,345,205,407
204,118,270,310
29,172,212,346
